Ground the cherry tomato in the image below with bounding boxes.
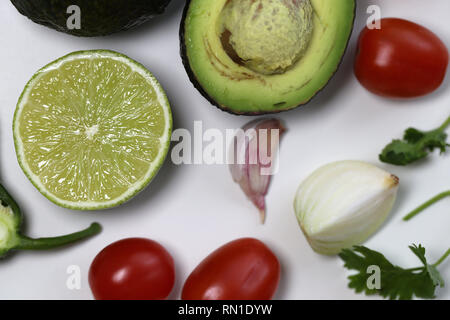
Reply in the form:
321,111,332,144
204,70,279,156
89,238,175,300
355,18,448,98
182,238,280,300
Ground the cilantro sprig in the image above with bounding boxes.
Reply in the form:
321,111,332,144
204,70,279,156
379,116,450,166
339,244,450,300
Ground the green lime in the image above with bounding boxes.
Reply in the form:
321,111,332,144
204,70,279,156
13,50,172,210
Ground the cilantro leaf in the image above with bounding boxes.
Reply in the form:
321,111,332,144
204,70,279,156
339,244,450,300
379,116,450,166
409,244,445,288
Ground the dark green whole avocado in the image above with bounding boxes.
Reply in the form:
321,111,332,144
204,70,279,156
180,0,356,115
10,0,172,37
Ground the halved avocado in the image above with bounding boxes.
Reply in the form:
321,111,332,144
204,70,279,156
10,0,172,37
180,0,355,115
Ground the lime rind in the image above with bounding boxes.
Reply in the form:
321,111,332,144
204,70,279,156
13,50,172,210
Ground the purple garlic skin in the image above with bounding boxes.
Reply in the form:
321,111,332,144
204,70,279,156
229,118,286,223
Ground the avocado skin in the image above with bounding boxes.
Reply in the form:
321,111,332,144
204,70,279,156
10,0,172,37
179,0,356,116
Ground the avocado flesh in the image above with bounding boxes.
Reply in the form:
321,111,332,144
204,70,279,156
181,0,355,114
10,0,171,37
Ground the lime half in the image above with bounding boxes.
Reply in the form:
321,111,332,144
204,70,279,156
13,50,172,210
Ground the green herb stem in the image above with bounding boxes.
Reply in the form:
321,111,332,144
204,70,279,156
403,190,450,221
405,267,423,272
433,248,450,268
16,223,101,250
439,116,450,132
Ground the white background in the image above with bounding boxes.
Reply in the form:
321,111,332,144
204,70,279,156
0,0,449,300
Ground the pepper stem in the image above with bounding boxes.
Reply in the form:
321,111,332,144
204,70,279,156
16,223,101,250
403,190,450,221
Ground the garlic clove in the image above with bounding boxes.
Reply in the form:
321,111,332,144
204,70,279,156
294,160,399,255
229,118,285,223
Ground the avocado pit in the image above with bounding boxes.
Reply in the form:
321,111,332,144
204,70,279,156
220,0,314,75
